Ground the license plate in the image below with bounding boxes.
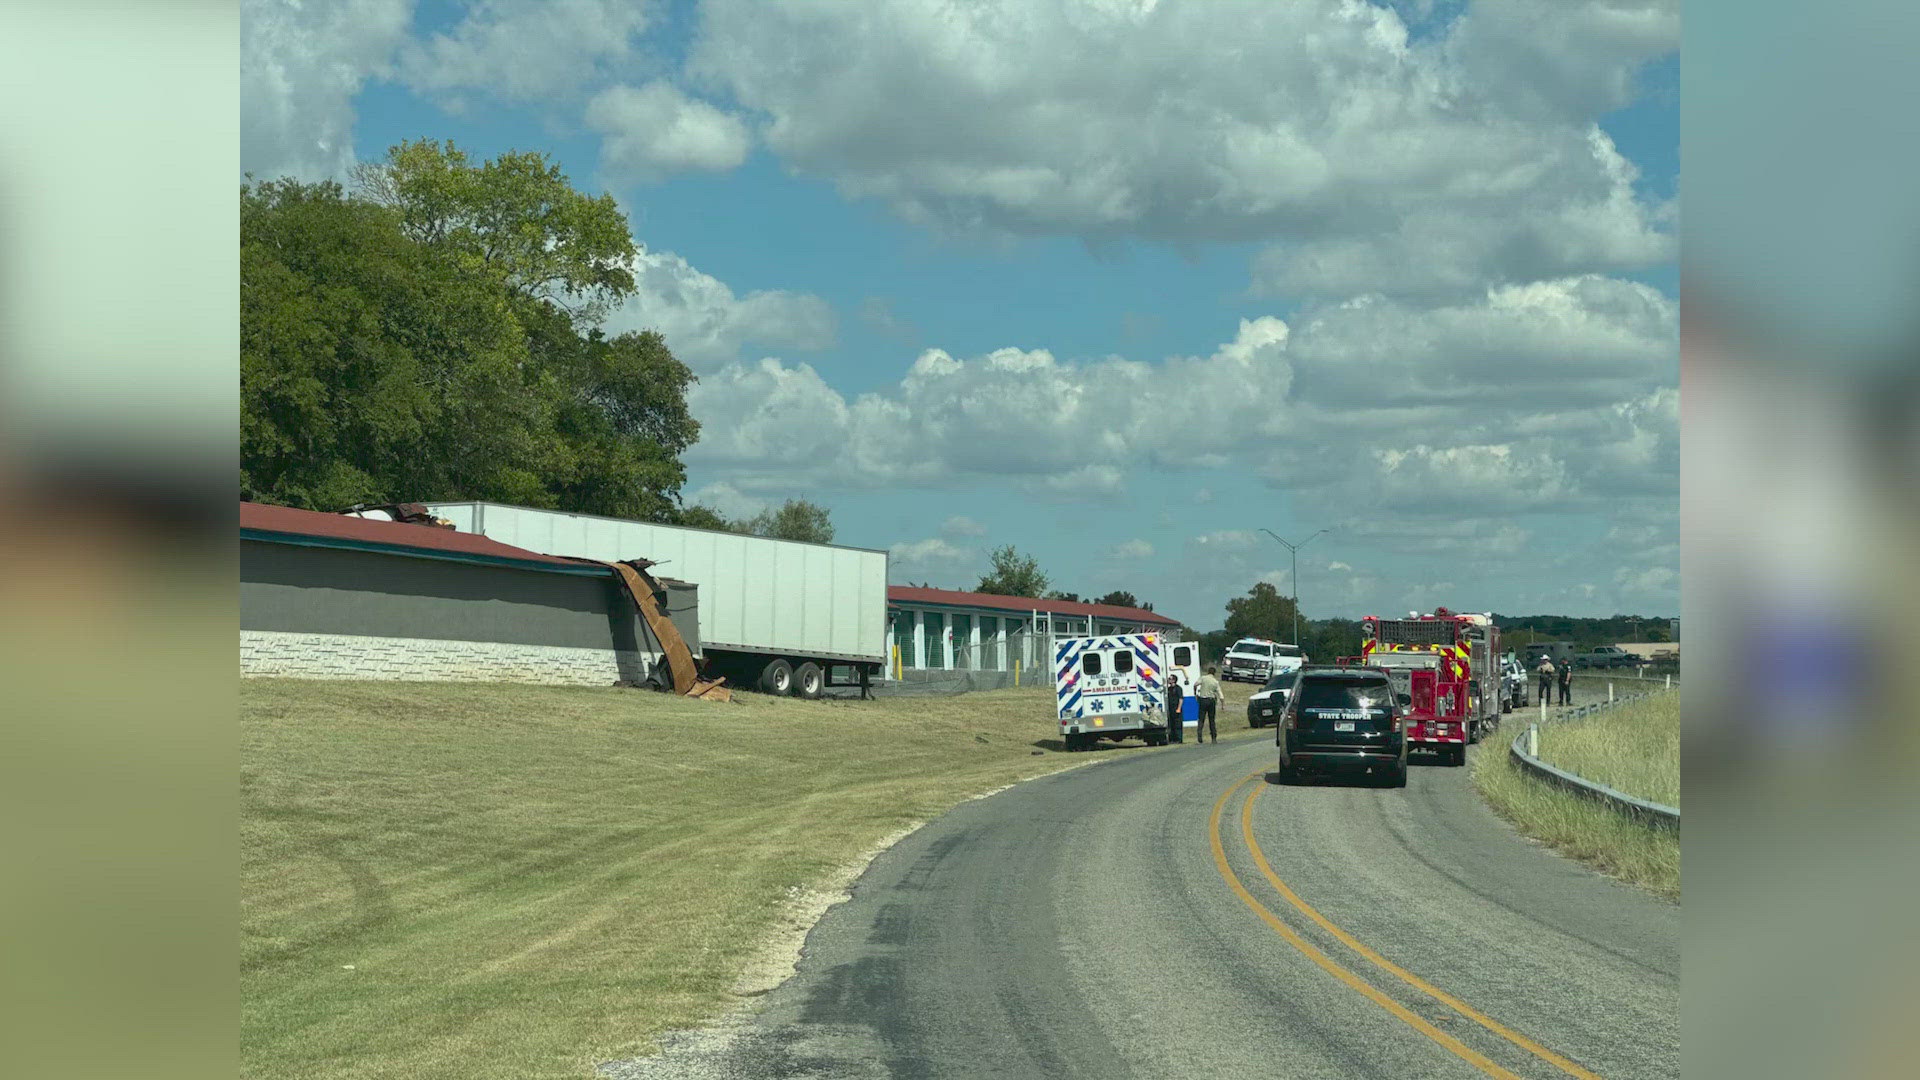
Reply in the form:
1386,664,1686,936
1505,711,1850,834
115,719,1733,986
1334,721,1355,732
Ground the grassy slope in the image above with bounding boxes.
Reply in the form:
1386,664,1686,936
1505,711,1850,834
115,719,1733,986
1537,689,1680,807
1472,690,1680,900
242,678,1263,1079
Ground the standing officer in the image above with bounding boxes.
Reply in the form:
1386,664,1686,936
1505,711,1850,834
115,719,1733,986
1195,665,1222,744
1165,673,1185,744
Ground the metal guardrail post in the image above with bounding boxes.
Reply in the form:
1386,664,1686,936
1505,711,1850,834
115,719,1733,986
1507,687,1679,833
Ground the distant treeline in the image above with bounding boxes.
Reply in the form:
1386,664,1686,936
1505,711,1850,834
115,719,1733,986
1493,615,1676,649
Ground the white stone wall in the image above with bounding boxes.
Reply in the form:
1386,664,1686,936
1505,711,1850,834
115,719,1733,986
240,630,658,686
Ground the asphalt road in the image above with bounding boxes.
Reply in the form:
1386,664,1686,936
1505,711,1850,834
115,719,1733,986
607,727,1678,1080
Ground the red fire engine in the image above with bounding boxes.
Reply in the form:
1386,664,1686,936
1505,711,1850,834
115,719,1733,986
1353,608,1501,766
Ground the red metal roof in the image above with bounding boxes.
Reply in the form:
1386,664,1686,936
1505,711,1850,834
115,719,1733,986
886,585,1179,627
240,501,583,568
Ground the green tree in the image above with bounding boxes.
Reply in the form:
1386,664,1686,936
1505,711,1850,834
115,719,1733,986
977,545,1050,597
742,499,835,543
1046,591,1082,603
1300,618,1362,663
520,299,698,521
670,504,736,532
241,178,542,510
1093,590,1139,608
242,157,700,518
353,139,636,322
1223,581,1300,642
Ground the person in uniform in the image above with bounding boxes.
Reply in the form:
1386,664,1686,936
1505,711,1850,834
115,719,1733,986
1194,666,1222,744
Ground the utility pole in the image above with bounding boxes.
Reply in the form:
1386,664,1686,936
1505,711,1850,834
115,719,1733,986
1259,527,1331,646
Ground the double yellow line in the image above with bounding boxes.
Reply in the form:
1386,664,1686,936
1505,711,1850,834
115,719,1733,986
1207,773,1602,1080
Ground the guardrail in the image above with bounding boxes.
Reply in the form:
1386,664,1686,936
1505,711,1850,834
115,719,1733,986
1508,691,1680,834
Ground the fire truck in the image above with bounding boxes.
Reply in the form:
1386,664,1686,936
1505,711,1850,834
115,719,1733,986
1355,608,1502,766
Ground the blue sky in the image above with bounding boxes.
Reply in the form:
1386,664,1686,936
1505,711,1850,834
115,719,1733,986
244,0,1680,630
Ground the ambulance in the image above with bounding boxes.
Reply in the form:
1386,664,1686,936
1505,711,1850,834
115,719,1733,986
1052,633,1200,751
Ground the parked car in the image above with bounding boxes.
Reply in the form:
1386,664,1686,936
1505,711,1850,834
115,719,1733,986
1246,670,1296,728
1501,656,1529,708
1574,644,1638,670
1275,665,1407,786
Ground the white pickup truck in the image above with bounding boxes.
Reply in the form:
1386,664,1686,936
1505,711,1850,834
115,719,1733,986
1222,638,1307,684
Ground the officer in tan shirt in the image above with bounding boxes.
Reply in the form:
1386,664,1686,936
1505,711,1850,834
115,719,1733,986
1194,666,1223,744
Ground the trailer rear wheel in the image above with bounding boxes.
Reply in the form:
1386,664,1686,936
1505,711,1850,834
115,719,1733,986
793,661,824,699
758,658,794,696
1449,745,1467,767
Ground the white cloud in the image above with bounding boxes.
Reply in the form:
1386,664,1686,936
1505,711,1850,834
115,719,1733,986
685,281,1674,523
241,0,413,181
605,247,835,371
1445,0,1679,121
1193,530,1260,552
398,0,655,104
681,481,763,521
941,516,987,539
888,537,978,585
588,82,752,182
1111,539,1155,560
891,538,970,564
1613,565,1677,595
690,0,1675,292
1371,444,1570,514
1328,561,1353,572
1338,518,1534,557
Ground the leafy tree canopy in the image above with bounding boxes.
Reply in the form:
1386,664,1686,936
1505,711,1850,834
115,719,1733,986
977,545,1050,597
740,499,835,544
352,139,636,323
1223,581,1300,642
243,143,699,520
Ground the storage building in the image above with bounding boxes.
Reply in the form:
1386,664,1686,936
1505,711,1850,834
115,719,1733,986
885,586,1181,675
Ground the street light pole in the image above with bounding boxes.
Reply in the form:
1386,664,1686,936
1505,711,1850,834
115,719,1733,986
1259,527,1331,646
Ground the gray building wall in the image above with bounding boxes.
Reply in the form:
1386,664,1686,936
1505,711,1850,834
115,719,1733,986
240,539,699,685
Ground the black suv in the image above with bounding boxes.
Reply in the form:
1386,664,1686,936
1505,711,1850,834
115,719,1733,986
1276,666,1408,787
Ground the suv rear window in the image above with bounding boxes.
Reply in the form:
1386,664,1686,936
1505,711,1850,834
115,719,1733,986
1295,678,1392,711
1274,645,1303,658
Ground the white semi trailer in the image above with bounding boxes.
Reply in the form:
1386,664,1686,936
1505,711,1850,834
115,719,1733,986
427,502,889,698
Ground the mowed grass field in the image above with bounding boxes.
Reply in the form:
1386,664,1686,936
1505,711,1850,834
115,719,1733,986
242,677,1264,1079
1473,689,1680,900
